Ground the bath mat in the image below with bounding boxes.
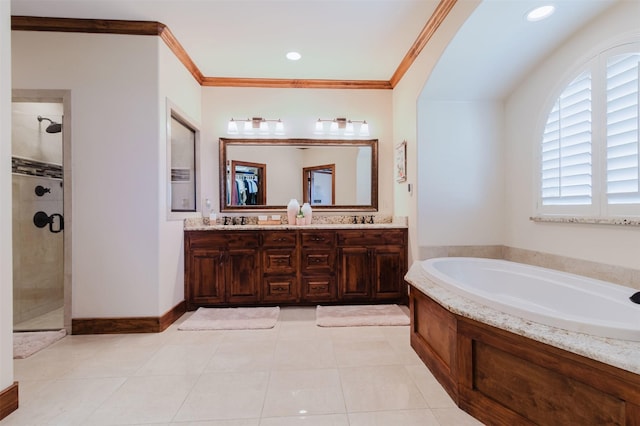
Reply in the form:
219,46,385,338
178,306,280,330
316,304,409,327
13,329,66,359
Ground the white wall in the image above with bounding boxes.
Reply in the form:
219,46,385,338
392,0,481,263
417,100,504,246
158,40,202,316
1,0,14,396
12,31,162,317
504,0,640,269
201,87,394,216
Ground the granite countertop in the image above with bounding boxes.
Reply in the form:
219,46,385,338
184,215,408,231
184,223,408,231
405,262,640,376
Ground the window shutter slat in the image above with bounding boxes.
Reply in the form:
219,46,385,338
606,53,639,205
541,70,592,206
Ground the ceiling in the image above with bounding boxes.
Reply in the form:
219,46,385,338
10,0,619,95
10,0,441,81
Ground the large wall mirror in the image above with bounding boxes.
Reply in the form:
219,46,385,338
220,138,378,212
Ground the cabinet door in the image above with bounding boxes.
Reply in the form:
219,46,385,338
188,248,225,307
226,248,261,304
338,247,371,300
373,246,406,301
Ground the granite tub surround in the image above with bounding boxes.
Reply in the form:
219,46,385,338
405,262,640,375
184,215,408,230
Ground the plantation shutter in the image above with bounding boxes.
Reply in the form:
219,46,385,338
541,70,592,205
606,53,640,205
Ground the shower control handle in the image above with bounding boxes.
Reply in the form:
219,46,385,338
35,185,51,196
33,211,64,233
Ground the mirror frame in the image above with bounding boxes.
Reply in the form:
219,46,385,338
219,138,378,212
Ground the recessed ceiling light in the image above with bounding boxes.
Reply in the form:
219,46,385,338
286,51,301,61
526,5,555,22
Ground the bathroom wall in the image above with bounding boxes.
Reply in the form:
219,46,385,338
1,0,14,401
158,39,202,315
12,31,163,318
504,0,640,270
12,101,64,326
417,100,505,247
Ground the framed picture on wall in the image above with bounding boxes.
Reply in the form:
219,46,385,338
395,141,407,182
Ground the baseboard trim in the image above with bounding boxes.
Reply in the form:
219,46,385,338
72,300,186,334
0,382,19,421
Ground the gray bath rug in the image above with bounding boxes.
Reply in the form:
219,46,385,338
13,329,66,359
316,304,410,327
178,306,280,330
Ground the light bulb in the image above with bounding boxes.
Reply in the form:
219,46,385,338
314,120,324,134
259,121,269,134
227,119,238,134
243,121,253,134
345,121,355,136
526,5,555,22
329,121,339,135
359,121,370,137
275,120,285,135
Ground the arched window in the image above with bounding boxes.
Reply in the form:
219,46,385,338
539,42,639,218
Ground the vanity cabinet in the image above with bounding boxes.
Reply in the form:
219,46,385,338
185,231,261,310
337,230,407,303
184,227,407,309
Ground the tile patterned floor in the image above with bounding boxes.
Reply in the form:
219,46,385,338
3,307,484,425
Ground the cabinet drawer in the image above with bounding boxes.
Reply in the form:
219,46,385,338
262,231,297,247
301,249,335,273
263,276,298,302
301,276,336,301
186,231,260,249
337,229,405,246
226,232,260,248
301,231,335,247
263,248,297,274
185,231,228,249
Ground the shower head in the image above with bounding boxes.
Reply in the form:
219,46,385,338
37,115,62,134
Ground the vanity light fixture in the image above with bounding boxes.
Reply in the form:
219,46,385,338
227,117,284,136
314,117,369,137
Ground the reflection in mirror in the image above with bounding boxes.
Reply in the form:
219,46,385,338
303,164,335,205
220,138,378,212
170,116,196,212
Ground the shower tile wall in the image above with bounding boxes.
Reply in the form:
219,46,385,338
12,102,64,327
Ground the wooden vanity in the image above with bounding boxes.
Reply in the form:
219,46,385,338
184,226,408,310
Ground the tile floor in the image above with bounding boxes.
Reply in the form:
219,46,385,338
3,307,484,425
13,307,64,332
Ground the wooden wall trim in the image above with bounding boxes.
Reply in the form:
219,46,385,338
202,76,392,90
389,0,458,88
0,382,19,421
72,300,186,334
158,26,204,85
11,16,164,35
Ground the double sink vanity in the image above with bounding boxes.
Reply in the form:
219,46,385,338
181,137,408,310
183,217,408,310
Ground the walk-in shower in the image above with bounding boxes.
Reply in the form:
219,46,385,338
37,115,62,134
13,102,65,331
